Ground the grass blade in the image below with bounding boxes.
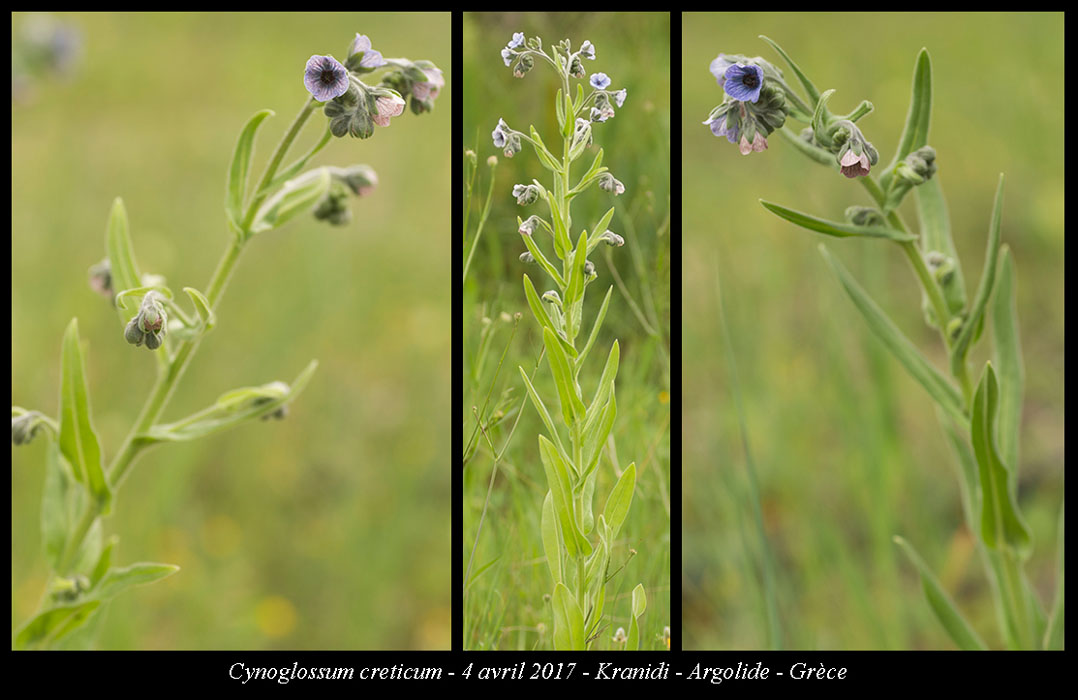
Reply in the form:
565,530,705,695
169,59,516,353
762,200,916,242
893,536,987,649
819,246,966,423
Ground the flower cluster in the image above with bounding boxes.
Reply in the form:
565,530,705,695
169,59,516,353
306,33,443,139
491,118,522,158
704,54,789,155
123,292,167,351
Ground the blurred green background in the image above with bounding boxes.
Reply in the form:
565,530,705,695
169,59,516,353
683,13,1064,649
11,12,450,649
462,13,671,650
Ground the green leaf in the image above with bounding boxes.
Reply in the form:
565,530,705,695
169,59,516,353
758,35,821,104
541,491,562,585
226,109,274,234
142,360,317,443
256,126,333,198
114,285,173,310
529,126,562,172
951,174,1005,373
518,366,569,459
916,175,967,317
104,198,142,323
893,536,987,649
762,200,915,242
971,363,1032,555
555,89,565,132
881,49,932,191
41,440,76,570
14,600,102,650
546,196,572,260
990,248,1023,471
182,287,217,332
523,274,575,359
520,225,567,287
587,341,619,421
92,562,180,601
543,327,586,427
251,168,331,234
564,231,588,309
819,246,966,423
1043,501,1064,649
90,535,119,588
627,583,646,650
586,207,617,255
577,286,612,372
58,320,110,511
538,435,591,557
580,386,616,481
551,582,585,650
602,462,636,539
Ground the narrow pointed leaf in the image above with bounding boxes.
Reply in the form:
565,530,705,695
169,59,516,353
543,326,586,426
990,248,1023,471
518,366,569,459
226,109,274,233
602,462,636,538
104,198,142,323
41,440,75,570
92,562,180,601
893,536,987,649
881,49,932,191
552,582,585,650
541,491,562,585
539,435,591,557
58,320,110,510
577,286,612,372
952,174,1005,373
251,168,331,234
758,35,821,104
819,246,966,422
971,363,1032,555
762,200,915,241
14,601,102,650
520,229,567,287
523,274,576,358
916,175,967,315
182,287,217,331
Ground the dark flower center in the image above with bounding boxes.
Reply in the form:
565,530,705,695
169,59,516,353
320,67,338,85
741,72,759,89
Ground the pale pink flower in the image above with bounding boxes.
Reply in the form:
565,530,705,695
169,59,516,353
372,93,406,127
840,148,871,177
738,132,768,155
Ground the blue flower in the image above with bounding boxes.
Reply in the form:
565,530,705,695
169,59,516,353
501,47,513,66
589,72,611,90
709,54,738,83
579,40,595,60
492,118,509,149
509,32,525,49
723,64,763,103
348,34,386,70
704,112,739,144
612,88,627,108
304,55,350,102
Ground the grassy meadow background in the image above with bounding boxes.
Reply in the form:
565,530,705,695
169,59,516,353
683,13,1065,649
462,12,671,650
11,12,451,649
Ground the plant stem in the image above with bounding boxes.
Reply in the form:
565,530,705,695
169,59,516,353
53,97,317,576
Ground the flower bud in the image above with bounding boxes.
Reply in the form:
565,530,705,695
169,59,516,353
512,184,539,206
519,251,536,264
12,411,47,446
613,627,628,643
844,206,884,227
512,53,534,79
313,182,353,226
584,260,596,277
125,293,167,351
518,215,541,236
541,290,562,307
598,173,625,195
330,164,378,196
578,40,595,61
597,230,625,247
88,258,112,300
569,56,585,78
487,155,498,167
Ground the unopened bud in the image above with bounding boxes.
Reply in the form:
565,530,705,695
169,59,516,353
844,205,885,227
598,173,625,195
512,184,540,206
12,411,47,446
519,251,536,264
597,230,624,247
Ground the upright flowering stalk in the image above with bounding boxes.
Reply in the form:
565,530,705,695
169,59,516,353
707,37,1060,651
10,31,443,650
489,33,646,651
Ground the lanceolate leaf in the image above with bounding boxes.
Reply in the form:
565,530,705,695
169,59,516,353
41,440,76,570
990,248,1023,472
552,582,585,650
916,176,967,315
226,109,274,234
523,274,575,358
538,435,591,558
627,583,647,650
541,492,562,585
881,48,932,191
518,366,570,460
543,326,586,427
577,286,613,372
183,287,217,331
602,462,636,538
92,562,180,601
762,200,915,242
970,364,1032,556
951,174,1005,374
14,600,102,650
104,198,142,323
893,536,987,650
819,246,966,423
58,320,110,511
251,168,332,234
